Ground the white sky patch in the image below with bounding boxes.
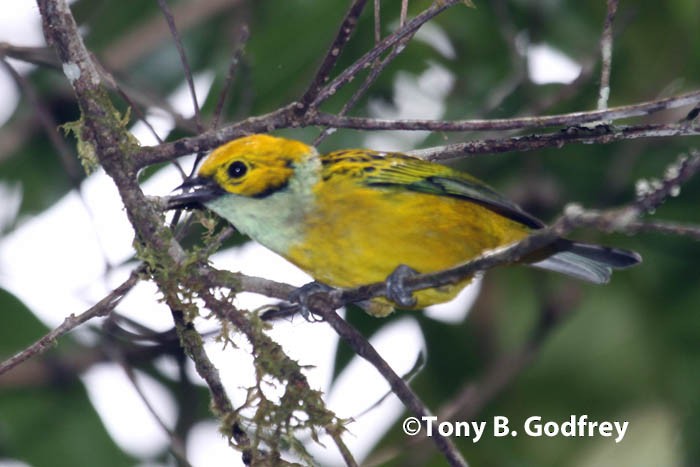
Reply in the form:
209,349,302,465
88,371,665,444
0,163,187,334
0,181,22,233
311,317,425,464
0,70,20,128
130,72,214,146
424,275,482,323
413,22,456,59
0,183,117,328
0,3,44,49
81,363,177,458
0,460,30,467
527,43,582,85
0,2,44,126
210,241,313,306
129,108,175,148
187,421,244,467
110,273,175,332
266,316,340,393
366,61,455,151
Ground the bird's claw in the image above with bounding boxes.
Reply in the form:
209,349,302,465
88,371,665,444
289,281,333,321
386,264,419,308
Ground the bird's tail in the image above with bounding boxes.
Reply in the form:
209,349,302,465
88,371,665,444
528,239,641,284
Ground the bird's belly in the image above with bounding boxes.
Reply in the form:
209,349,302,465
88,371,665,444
286,188,530,297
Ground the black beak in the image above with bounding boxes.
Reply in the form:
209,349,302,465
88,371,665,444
167,176,223,210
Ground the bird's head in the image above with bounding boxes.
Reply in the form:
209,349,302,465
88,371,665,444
168,134,316,209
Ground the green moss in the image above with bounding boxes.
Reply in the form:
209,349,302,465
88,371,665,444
60,117,98,175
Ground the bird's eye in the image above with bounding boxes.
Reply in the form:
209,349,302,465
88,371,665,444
227,160,248,179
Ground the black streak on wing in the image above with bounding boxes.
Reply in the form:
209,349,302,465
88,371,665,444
365,173,544,229
323,150,544,229
425,176,544,229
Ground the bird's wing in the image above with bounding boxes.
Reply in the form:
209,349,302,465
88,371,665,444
362,154,544,229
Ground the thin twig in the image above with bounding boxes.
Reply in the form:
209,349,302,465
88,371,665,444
315,307,467,467
157,0,203,132
328,430,359,467
102,336,192,466
0,272,139,376
116,86,167,146
366,290,575,466
399,0,408,27
597,0,618,111
212,25,250,131
625,220,700,240
196,24,251,178
135,89,700,168
312,0,461,107
0,58,82,183
314,14,420,146
298,0,370,111
373,0,381,43
408,123,700,161
102,0,242,71
314,90,700,132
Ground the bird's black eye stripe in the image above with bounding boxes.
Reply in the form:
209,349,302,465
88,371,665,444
227,160,248,179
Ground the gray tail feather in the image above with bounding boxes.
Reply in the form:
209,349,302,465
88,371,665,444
529,240,642,284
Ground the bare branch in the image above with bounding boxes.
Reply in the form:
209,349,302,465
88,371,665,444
134,104,297,169
624,220,700,240
102,0,242,71
314,307,468,467
0,42,199,136
399,0,408,27
103,336,191,465
311,0,463,107
0,58,82,183
157,0,203,131
410,123,700,161
314,90,700,132
373,0,381,43
298,0,370,111
597,0,619,111
314,7,422,145
366,289,577,466
135,90,700,169
0,272,139,376
212,25,250,130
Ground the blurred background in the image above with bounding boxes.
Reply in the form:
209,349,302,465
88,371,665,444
1,1,700,466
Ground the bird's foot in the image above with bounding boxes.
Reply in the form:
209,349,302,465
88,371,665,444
385,264,419,308
288,281,334,321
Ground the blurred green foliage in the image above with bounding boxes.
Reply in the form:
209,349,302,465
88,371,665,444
1,0,699,466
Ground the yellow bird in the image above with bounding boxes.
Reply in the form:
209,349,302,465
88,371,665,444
169,134,640,316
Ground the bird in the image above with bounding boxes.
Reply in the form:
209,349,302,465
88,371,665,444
168,134,641,317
